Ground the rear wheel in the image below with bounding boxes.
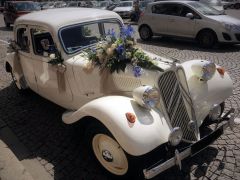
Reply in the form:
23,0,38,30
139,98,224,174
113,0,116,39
10,68,28,92
197,30,217,48
139,25,152,41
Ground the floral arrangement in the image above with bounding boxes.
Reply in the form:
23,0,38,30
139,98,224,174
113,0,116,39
83,25,163,77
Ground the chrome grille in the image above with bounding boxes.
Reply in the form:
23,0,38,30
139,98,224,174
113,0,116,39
158,71,197,141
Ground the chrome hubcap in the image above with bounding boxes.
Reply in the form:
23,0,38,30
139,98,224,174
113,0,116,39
92,134,128,175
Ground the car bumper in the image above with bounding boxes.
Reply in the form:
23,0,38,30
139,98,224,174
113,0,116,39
143,108,238,179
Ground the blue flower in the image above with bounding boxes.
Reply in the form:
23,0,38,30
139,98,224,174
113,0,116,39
120,25,134,39
133,66,142,77
116,44,124,55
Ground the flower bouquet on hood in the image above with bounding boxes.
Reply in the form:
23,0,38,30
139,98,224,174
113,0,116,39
84,25,163,77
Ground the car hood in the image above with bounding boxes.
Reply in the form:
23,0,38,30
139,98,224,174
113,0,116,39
113,7,132,12
207,15,240,25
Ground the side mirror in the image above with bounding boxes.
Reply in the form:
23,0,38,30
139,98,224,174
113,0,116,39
186,13,194,19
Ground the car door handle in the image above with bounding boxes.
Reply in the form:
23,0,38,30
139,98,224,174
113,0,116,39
169,19,175,22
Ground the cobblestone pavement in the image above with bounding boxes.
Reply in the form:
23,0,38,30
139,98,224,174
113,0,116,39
0,12,240,180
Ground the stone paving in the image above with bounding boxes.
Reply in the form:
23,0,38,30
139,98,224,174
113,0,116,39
0,12,240,180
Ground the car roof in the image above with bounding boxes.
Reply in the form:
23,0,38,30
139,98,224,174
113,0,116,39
15,8,122,30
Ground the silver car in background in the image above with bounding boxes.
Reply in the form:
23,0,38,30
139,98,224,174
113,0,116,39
138,1,240,48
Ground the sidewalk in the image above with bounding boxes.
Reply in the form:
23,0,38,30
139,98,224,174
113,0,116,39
0,119,34,180
0,118,52,180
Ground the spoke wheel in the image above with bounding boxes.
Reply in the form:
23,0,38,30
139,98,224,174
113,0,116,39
139,26,152,41
92,134,128,176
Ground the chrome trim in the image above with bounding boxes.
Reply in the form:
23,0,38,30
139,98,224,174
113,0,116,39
158,69,197,142
143,108,237,179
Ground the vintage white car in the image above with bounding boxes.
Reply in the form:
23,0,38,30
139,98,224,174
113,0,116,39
5,8,239,179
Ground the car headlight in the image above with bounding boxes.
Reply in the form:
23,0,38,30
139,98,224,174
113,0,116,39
223,22,240,31
168,127,183,146
191,60,216,81
209,104,222,120
133,86,160,109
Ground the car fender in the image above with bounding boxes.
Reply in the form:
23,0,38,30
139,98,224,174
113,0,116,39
181,60,233,124
5,52,24,84
62,96,171,156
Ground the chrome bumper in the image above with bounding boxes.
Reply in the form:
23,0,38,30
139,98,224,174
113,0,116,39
143,108,238,179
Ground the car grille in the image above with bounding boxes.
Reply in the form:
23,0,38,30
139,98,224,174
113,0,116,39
158,71,197,142
235,34,240,41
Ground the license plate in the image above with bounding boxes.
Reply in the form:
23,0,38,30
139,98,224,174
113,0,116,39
191,126,223,156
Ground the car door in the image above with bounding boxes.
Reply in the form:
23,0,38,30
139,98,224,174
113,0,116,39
29,26,73,105
150,4,169,34
166,4,197,38
15,25,38,92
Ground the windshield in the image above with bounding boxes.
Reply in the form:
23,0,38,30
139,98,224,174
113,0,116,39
118,2,132,7
15,2,40,11
188,2,223,15
60,21,122,54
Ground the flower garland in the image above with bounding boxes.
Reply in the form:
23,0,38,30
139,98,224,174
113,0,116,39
83,25,163,77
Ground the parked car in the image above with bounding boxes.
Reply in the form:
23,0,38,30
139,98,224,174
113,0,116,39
3,1,40,27
96,1,112,9
138,1,240,48
41,2,55,10
5,7,238,179
113,1,133,18
54,1,67,8
222,0,240,9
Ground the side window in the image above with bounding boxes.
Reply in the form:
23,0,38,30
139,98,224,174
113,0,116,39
180,6,201,19
152,4,167,14
31,28,55,56
17,28,29,52
152,4,182,16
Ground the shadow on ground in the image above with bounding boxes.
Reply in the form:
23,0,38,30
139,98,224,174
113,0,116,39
0,84,223,180
137,37,240,53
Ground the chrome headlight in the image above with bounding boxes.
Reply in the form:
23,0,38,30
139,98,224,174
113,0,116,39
191,60,216,81
168,127,183,146
133,86,160,109
209,104,222,120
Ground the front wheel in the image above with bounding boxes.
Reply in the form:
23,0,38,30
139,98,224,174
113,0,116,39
139,26,152,41
85,123,141,179
197,30,217,48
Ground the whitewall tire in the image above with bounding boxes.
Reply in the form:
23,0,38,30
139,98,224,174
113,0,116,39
92,134,129,176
